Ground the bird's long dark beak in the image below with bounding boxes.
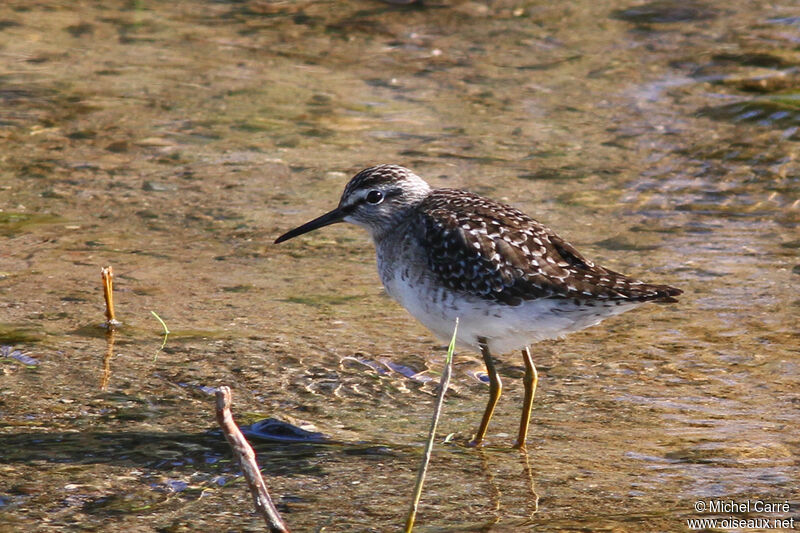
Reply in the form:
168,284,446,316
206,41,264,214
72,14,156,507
274,207,346,244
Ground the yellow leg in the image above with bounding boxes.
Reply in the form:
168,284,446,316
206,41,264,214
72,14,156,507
513,346,538,450
468,337,502,447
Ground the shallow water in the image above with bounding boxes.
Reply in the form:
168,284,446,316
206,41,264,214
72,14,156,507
0,1,798,531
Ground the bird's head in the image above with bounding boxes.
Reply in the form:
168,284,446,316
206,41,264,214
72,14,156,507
274,164,431,243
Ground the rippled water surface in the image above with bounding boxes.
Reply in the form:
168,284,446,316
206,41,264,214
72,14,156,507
1,1,798,531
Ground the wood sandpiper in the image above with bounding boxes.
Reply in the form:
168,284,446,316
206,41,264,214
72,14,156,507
275,164,681,449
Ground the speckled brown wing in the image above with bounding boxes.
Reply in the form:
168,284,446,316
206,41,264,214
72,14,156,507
414,189,682,306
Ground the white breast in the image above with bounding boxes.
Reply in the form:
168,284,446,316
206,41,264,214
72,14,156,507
374,233,642,355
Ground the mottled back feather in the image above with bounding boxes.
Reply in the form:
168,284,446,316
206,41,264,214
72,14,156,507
412,189,682,306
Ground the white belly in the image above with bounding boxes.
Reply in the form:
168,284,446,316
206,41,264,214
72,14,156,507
376,237,640,355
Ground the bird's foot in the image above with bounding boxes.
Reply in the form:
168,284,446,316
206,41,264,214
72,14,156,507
466,437,484,448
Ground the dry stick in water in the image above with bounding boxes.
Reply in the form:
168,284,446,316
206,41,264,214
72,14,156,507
404,318,459,533
101,266,121,329
215,386,290,533
100,266,119,390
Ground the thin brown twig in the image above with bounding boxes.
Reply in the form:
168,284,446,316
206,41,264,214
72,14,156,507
101,266,121,329
215,386,290,533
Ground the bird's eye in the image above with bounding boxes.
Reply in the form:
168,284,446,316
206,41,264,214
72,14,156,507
366,190,384,204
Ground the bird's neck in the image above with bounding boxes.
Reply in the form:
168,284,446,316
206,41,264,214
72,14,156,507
369,198,425,244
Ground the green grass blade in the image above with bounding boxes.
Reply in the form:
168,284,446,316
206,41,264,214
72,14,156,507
150,311,170,361
404,318,458,533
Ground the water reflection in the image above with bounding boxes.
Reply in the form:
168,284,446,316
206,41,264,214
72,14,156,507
473,448,541,525
100,328,115,391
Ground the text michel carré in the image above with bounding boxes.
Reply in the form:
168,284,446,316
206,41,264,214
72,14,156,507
706,500,791,513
